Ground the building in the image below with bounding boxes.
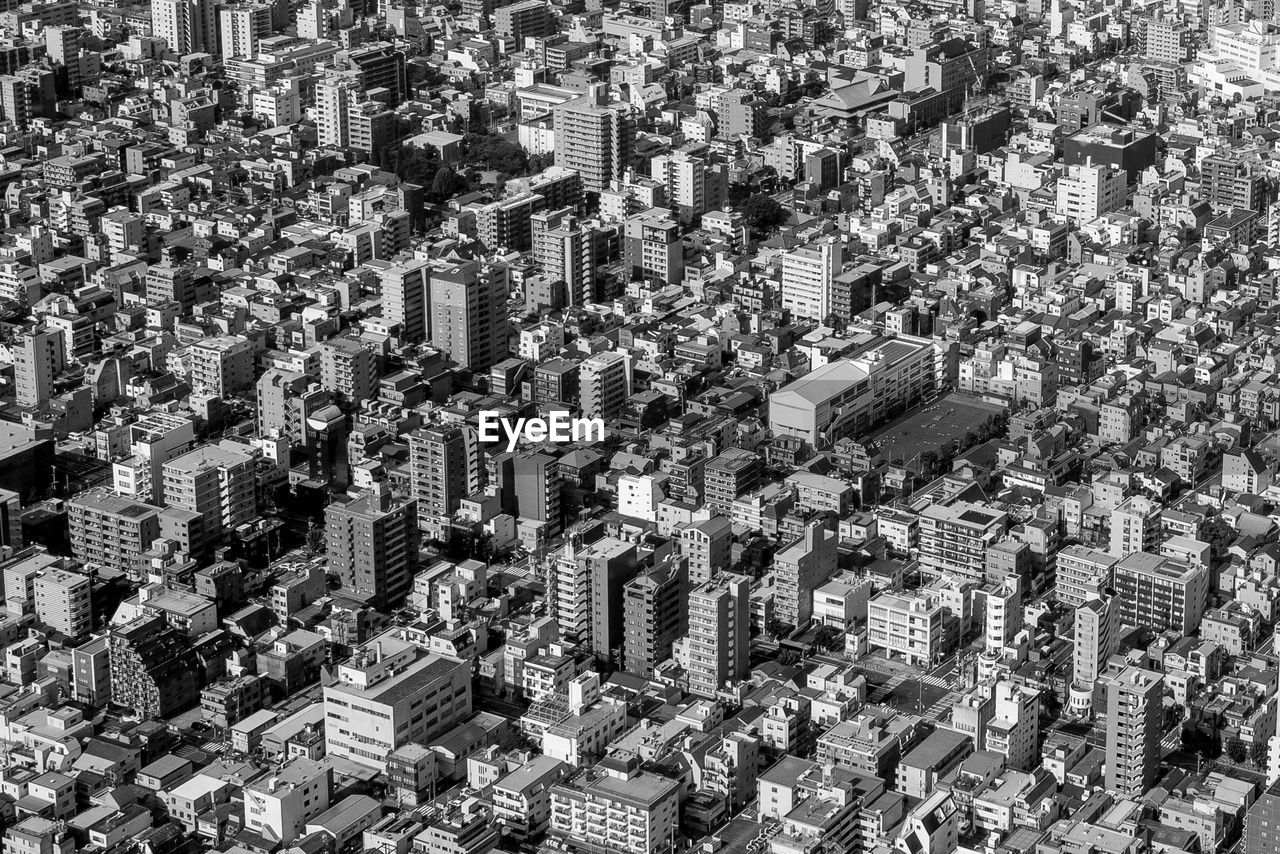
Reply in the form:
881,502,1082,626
781,237,843,322
325,483,420,609
774,520,838,628
1112,552,1209,634
153,0,218,54
769,336,936,448
162,442,258,560
68,490,162,574
1055,161,1126,221
580,351,632,421
1056,546,1117,607
679,517,732,585
705,447,760,516
1245,780,1280,854
1109,496,1161,558
1103,666,1163,798
108,615,201,718
14,328,65,408
918,502,1009,582
553,84,636,193
409,425,482,536
379,259,431,341
495,0,553,46
322,631,472,770
243,758,332,841
429,259,508,372
218,3,272,59
549,757,680,854
903,37,988,113
1073,595,1119,689
868,591,945,666
623,209,683,286
686,572,750,698
1200,147,1264,213
33,568,92,637
189,335,255,398
621,555,687,677
320,337,379,404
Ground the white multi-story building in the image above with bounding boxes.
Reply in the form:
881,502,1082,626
242,757,332,842
868,591,945,666
1055,161,1126,222
781,236,842,321
322,631,472,770
549,758,680,854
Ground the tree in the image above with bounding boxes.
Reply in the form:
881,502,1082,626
742,193,788,236
1251,737,1269,768
393,143,441,187
429,165,468,202
1225,737,1247,764
464,133,529,174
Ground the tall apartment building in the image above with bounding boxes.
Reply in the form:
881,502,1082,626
162,442,258,559
1055,161,1126,221
1056,545,1118,607
218,3,272,58
33,567,93,637
1141,15,1192,62
511,451,563,537
549,759,680,854
919,501,1009,582
553,84,635,192
189,335,255,397
319,337,379,404
706,448,762,517
1200,148,1264,213
495,0,554,46
257,370,329,444
622,555,688,677
987,681,1040,772
68,489,162,575
108,615,202,718
781,237,842,321
903,37,988,112
984,575,1022,652
623,209,684,286
72,636,111,706
532,209,614,307
1103,666,1163,798
1109,495,1161,558
650,150,725,220
687,573,750,698
774,520,838,628
580,351,632,420
341,42,407,105
378,258,430,341
152,0,218,54
1245,781,1280,854
1112,551,1209,634
408,425,482,536
315,74,360,147
14,327,65,407
323,631,472,770
679,516,732,585
1074,595,1119,688
325,483,419,609
429,259,508,372
868,591,945,666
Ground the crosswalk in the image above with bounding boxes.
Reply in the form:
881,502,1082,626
868,675,906,704
923,691,961,722
919,674,952,689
